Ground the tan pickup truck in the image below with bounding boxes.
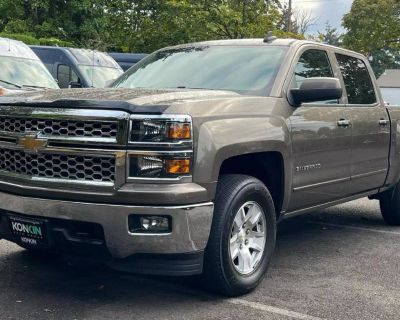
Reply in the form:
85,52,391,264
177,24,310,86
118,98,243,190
0,37,399,296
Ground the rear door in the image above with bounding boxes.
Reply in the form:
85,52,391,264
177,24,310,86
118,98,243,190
288,47,352,211
334,53,391,193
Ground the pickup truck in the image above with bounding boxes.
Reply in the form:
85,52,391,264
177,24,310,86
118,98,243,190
0,37,399,296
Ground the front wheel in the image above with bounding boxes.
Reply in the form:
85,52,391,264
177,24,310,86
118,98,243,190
203,174,277,296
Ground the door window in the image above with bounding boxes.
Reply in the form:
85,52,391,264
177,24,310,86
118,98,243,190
57,64,79,88
335,54,377,105
292,49,338,104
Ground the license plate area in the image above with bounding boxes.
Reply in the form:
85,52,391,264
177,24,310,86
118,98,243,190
9,215,50,248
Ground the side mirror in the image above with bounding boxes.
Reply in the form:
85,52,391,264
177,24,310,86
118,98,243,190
69,81,82,89
290,77,343,106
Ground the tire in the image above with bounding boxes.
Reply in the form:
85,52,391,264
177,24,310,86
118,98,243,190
203,174,277,296
380,183,400,225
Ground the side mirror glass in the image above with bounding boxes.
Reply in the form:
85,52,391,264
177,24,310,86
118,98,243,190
290,77,343,106
69,81,82,89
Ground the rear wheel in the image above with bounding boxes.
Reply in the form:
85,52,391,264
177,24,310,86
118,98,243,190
379,183,400,225
203,174,276,296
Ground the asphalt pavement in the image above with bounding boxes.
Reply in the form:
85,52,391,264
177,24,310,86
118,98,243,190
1,198,400,320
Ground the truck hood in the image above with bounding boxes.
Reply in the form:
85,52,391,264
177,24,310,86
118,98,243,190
0,88,240,113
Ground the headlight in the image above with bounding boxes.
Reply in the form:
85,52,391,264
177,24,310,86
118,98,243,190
129,115,192,145
127,115,193,181
128,153,192,179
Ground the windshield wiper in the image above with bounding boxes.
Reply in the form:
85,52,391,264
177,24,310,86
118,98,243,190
174,86,216,90
21,85,49,89
0,79,22,88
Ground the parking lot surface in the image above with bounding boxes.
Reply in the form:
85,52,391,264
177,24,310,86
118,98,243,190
1,198,400,320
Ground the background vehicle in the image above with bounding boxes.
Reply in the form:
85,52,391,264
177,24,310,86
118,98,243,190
0,38,59,95
0,38,399,297
30,46,123,88
108,52,147,71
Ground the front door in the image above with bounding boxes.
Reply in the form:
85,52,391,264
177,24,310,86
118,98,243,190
287,48,352,211
335,53,391,193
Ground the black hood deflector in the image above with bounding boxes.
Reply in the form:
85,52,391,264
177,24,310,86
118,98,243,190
0,98,169,114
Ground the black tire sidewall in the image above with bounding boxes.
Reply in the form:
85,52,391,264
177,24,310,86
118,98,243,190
215,176,276,294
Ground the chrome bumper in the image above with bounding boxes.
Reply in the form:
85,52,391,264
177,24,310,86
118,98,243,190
0,191,214,259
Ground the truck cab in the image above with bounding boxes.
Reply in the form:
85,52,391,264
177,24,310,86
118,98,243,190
30,46,123,88
0,38,59,96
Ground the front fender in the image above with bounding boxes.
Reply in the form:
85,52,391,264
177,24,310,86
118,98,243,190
194,116,291,187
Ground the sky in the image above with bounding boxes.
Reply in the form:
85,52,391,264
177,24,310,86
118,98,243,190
290,0,354,34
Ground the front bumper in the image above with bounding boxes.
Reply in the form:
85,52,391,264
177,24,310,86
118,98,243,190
0,190,214,259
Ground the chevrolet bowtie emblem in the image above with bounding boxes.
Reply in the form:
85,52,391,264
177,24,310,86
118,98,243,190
18,133,48,152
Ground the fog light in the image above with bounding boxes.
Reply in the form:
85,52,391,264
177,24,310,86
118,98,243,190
129,215,171,233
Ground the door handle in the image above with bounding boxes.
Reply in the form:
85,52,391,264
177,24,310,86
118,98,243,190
337,119,351,127
379,119,389,126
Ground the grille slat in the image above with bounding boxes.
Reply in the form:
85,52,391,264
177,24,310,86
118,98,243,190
0,148,115,183
0,117,118,138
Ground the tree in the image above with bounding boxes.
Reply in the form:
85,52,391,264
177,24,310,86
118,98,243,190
342,0,400,56
317,22,342,46
0,0,303,53
205,0,282,39
369,48,400,77
0,0,110,48
291,9,318,35
342,0,400,77
104,0,300,53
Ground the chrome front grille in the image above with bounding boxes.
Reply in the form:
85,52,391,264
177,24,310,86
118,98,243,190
0,148,116,183
0,107,129,188
0,117,118,138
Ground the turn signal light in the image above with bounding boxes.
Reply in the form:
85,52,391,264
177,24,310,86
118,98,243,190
165,159,191,174
0,88,5,96
167,123,191,139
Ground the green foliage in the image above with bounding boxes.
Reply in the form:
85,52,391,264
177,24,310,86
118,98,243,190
342,0,400,56
0,32,74,47
318,23,342,46
0,0,300,53
370,48,400,78
0,33,40,45
342,0,400,77
37,37,75,47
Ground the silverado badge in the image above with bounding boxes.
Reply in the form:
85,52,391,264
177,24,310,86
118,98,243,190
18,132,48,153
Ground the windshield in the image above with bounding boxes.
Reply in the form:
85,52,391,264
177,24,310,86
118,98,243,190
78,65,123,88
113,46,288,95
0,56,59,89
